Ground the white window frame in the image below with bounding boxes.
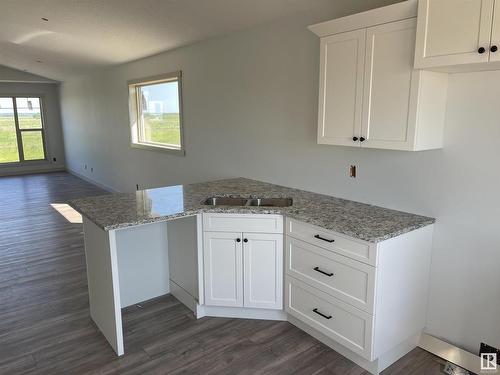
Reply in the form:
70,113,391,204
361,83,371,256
128,71,185,155
0,94,48,165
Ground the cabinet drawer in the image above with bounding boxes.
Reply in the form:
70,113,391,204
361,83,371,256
286,237,375,313
203,213,283,233
286,218,376,265
286,276,373,359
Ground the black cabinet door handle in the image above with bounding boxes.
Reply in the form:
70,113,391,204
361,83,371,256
352,136,358,141
478,47,486,54
243,238,248,243
359,137,365,142
314,234,334,243
236,238,241,242
491,45,498,53
313,308,332,320
314,266,334,277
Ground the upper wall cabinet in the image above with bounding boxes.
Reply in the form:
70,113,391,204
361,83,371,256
415,0,500,71
318,29,366,147
309,0,448,151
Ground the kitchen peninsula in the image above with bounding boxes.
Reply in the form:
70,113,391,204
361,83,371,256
70,178,435,374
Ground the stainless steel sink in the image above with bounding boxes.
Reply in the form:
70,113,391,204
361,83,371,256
203,196,293,207
203,197,248,206
246,198,293,207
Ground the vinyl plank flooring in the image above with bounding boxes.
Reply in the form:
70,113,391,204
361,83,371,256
0,172,445,374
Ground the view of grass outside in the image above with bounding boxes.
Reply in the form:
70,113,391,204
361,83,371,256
143,113,181,146
135,78,182,149
0,115,20,163
21,128,45,160
0,96,46,163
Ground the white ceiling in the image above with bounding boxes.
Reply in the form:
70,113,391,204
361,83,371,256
0,0,400,81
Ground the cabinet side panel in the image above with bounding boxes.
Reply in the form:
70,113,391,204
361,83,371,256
168,215,199,300
83,217,123,355
415,71,448,150
372,225,434,359
115,222,170,307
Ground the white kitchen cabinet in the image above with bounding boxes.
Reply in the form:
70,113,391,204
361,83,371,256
361,19,421,150
318,29,366,146
491,1,500,62
202,214,284,310
285,217,435,373
203,231,243,307
415,0,500,70
243,233,283,309
311,2,448,151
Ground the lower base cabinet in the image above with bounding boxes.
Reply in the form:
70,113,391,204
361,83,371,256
285,218,434,369
202,214,283,310
286,276,373,357
243,233,283,309
203,231,243,307
200,214,434,374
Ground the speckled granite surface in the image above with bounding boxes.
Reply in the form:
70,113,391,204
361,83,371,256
69,177,435,243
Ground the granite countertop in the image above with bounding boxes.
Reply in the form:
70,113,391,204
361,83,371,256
69,177,435,243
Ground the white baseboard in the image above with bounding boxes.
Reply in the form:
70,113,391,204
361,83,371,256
198,305,287,321
67,168,120,193
287,315,419,375
0,164,65,177
418,333,484,374
170,280,199,314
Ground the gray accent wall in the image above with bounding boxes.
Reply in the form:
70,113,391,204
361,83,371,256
60,13,500,352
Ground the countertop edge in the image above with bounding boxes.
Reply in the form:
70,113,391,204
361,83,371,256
70,201,436,243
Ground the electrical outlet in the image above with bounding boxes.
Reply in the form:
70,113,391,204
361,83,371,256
349,165,357,178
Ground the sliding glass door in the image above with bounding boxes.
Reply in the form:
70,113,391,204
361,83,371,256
0,96,47,164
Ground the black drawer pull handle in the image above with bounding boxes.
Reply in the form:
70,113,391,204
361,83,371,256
313,308,332,320
314,234,335,243
314,266,334,277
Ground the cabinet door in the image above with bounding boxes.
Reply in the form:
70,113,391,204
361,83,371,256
243,233,283,309
415,0,494,68
360,19,419,150
489,0,500,62
203,232,243,307
317,29,365,146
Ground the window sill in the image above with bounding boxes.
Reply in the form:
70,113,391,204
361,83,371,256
131,142,185,156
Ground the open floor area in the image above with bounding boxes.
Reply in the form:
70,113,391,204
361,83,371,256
0,172,444,374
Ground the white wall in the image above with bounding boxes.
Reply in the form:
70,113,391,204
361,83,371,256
0,65,58,83
60,11,500,352
0,81,65,176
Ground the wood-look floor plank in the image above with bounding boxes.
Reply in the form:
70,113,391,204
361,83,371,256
0,172,445,374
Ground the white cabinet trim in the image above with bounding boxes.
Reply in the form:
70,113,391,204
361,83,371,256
243,233,283,309
203,231,243,307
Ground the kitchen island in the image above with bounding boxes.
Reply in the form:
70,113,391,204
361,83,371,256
70,177,435,374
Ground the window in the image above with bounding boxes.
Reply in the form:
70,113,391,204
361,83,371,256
128,72,184,154
0,96,47,164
